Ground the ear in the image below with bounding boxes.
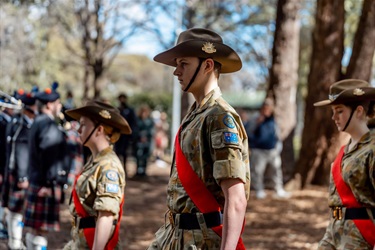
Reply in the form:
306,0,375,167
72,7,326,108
96,124,104,134
356,105,365,117
203,58,215,73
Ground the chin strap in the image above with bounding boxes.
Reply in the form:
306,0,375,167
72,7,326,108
183,58,205,92
82,123,100,146
342,106,357,131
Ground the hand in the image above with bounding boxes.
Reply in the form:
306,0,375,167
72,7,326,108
17,180,29,189
37,187,52,197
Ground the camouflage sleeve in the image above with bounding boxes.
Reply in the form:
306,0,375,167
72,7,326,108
93,161,125,216
209,112,248,185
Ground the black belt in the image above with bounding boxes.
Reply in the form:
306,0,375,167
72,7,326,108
171,211,222,230
345,207,375,220
330,207,375,220
78,216,117,229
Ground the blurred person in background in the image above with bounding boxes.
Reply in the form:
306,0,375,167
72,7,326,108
63,100,131,249
134,104,154,177
0,94,16,240
63,90,75,110
314,79,375,250
153,111,170,166
247,98,290,199
23,82,68,250
2,88,37,249
115,93,137,175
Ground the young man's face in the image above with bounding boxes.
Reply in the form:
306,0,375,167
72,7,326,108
48,99,62,118
173,57,201,91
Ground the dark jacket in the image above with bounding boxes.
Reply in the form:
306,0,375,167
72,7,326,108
5,114,33,180
248,116,278,150
0,112,12,178
28,114,67,186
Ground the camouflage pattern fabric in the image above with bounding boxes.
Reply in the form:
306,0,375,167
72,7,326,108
64,146,125,250
148,87,250,249
318,130,375,249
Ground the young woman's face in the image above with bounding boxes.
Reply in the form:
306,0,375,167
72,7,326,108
78,116,96,145
331,104,350,131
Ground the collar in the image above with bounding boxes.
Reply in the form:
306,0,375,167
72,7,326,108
345,131,372,153
93,146,113,164
189,87,222,115
1,112,12,122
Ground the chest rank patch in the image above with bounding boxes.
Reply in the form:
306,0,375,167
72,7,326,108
105,183,119,193
223,115,236,129
106,170,119,181
223,132,239,144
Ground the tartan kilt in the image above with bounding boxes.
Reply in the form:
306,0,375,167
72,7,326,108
23,183,61,232
7,174,26,213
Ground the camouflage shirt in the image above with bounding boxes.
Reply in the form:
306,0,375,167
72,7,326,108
167,87,250,213
68,146,125,249
328,130,375,207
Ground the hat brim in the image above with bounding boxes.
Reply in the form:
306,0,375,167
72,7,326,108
65,106,131,134
154,40,242,73
314,88,375,107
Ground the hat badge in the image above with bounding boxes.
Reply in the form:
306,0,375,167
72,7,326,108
329,94,338,101
353,88,365,96
202,42,216,54
99,110,111,119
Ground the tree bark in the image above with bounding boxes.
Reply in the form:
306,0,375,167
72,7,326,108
268,0,301,182
345,0,375,80
295,0,346,188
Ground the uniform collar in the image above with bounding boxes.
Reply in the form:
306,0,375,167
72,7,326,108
190,87,222,114
93,146,113,163
345,130,372,153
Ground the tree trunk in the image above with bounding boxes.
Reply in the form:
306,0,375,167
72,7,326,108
345,0,375,80
93,59,104,99
83,64,90,100
295,0,346,188
268,0,301,182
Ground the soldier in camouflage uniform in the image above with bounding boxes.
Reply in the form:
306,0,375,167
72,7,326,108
314,79,375,249
148,28,250,249
63,100,131,249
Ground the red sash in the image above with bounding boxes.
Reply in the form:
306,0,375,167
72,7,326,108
175,131,246,250
72,175,124,249
332,146,375,246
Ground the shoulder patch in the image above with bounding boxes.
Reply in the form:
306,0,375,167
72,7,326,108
223,115,235,129
106,170,119,181
105,183,119,193
223,132,239,144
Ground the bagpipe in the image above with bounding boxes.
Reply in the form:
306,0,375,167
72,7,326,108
0,90,23,110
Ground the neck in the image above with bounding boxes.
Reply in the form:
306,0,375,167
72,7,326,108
89,139,110,158
192,75,218,105
347,123,369,148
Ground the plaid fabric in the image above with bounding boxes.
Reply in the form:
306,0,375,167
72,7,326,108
6,174,26,213
23,183,61,232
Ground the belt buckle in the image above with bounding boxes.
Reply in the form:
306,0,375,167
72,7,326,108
71,216,76,228
332,207,343,220
168,211,174,226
